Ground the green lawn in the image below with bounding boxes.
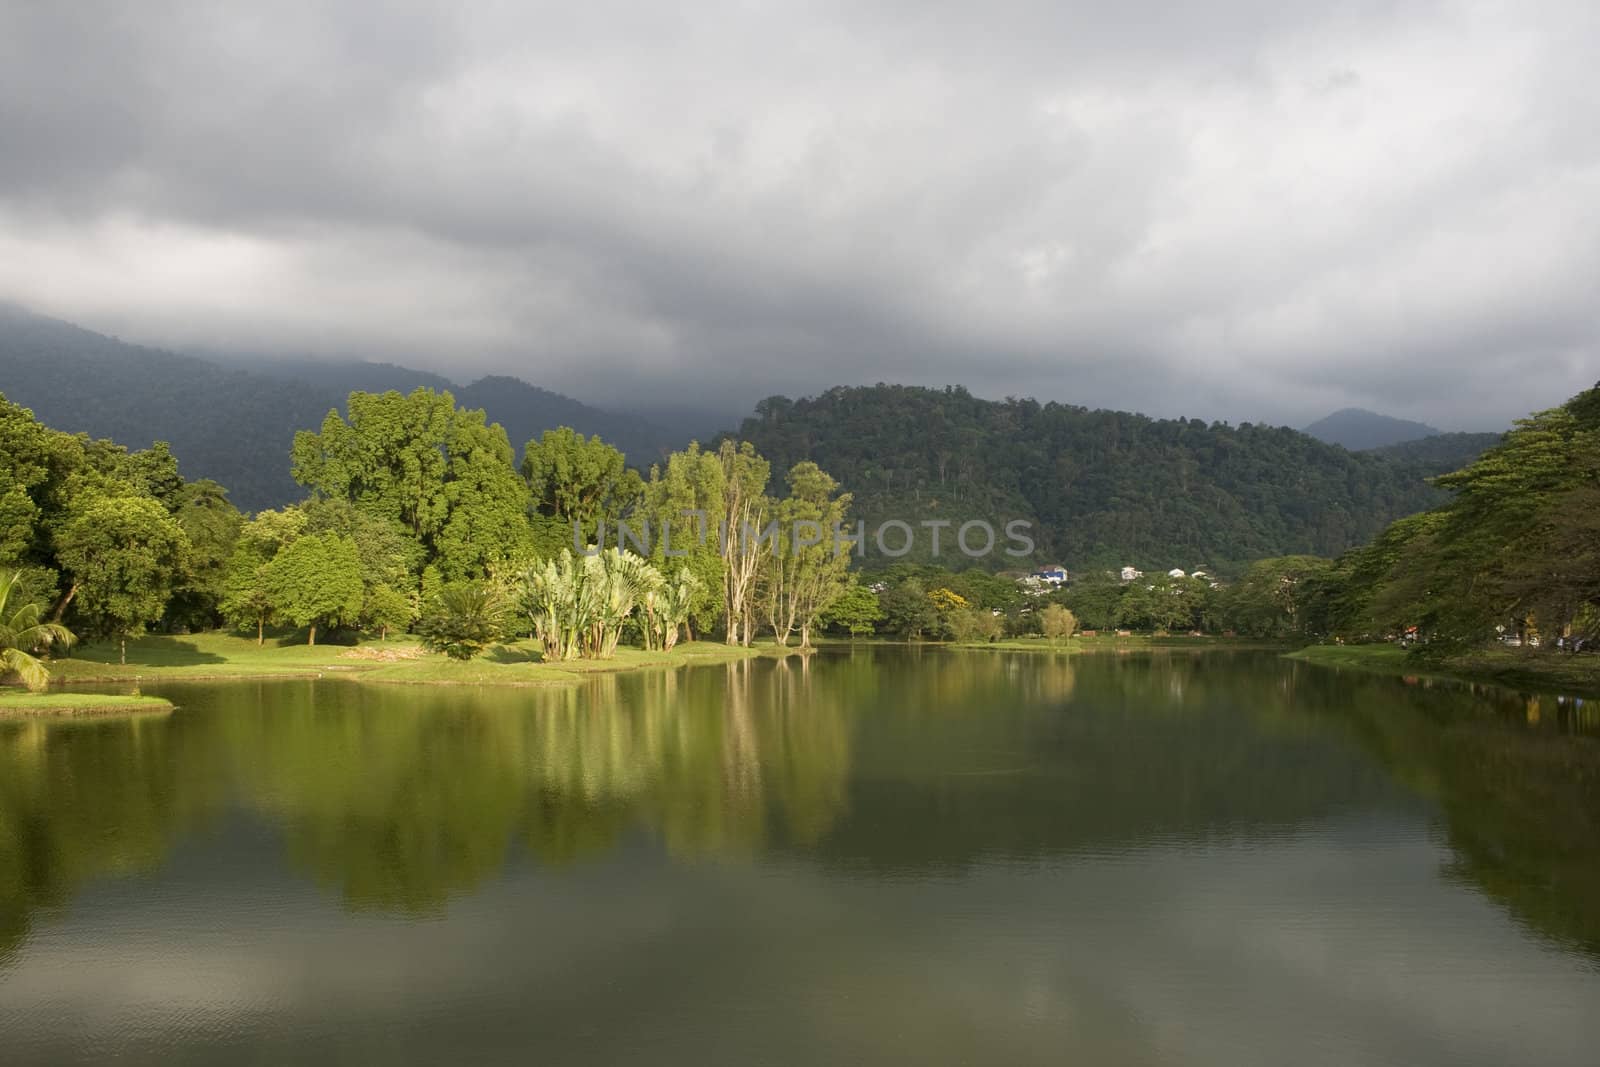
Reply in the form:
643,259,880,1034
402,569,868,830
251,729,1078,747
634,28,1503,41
0,691,174,718
1287,643,1600,695
41,630,774,688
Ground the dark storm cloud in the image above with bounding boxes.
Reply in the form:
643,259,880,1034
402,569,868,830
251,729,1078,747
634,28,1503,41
1,0,1595,427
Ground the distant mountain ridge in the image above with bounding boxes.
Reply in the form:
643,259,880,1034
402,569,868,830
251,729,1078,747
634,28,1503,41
0,307,1514,567
0,306,683,510
735,385,1492,571
1302,407,1443,450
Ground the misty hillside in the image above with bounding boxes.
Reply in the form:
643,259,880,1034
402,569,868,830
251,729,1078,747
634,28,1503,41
1303,407,1442,450
221,355,678,469
736,385,1482,570
0,306,327,507
0,308,681,510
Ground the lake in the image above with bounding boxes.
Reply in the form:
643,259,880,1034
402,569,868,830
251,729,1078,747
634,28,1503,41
3,649,1598,1065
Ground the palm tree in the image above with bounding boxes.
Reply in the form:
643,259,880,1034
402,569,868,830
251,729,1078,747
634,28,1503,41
1,569,76,692
417,581,507,661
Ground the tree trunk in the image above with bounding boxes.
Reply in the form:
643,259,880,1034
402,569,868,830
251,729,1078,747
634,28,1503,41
50,582,79,623
257,617,265,646
120,635,126,665
308,623,317,646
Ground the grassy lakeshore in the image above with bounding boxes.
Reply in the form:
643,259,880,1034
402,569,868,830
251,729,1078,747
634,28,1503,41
950,634,1294,654
41,631,774,690
1287,644,1600,696
0,691,175,718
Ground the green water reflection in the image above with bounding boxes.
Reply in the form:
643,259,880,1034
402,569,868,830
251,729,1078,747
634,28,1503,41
2,649,1597,964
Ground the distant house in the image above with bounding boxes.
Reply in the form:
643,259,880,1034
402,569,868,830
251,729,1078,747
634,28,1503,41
1033,565,1068,585
1167,568,1187,579
1119,566,1143,582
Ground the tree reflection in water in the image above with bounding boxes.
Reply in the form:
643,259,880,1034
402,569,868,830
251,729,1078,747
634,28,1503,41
1,650,1596,965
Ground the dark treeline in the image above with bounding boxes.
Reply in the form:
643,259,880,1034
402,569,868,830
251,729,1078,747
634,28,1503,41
734,384,1488,572
4,375,1592,666
0,384,857,663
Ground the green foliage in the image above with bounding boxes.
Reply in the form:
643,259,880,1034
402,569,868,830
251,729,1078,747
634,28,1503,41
521,427,644,541
947,606,1003,643
1040,604,1077,642
737,384,1467,570
762,462,853,647
878,577,939,639
162,478,242,629
1116,574,1209,633
418,582,507,660
639,442,727,637
1062,575,1125,631
819,580,881,637
1218,556,1338,639
361,585,416,641
0,569,76,691
1324,383,1600,648
291,388,533,582
517,549,661,661
53,495,190,659
265,532,364,645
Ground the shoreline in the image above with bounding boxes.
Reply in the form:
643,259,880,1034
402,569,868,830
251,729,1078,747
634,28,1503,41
947,635,1294,655
34,632,782,698
1286,644,1600,697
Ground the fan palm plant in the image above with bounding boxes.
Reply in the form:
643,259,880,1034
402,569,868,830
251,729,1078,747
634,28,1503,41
1,569,77,691
656,568,703,651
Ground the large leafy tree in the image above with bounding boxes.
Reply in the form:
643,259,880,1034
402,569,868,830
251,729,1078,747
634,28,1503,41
818,580,881,638
291,388,532,581
220,507,309,644
1328,383,1600,646
435,414,536,580
762,461,852,647
521,427,644,546
265,532,364,645
639,443,726,639
1219,556,1337,638
53,496,190,662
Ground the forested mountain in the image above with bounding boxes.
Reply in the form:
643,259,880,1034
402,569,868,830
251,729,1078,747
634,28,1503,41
1366,431,1505,473
0,307,679,510
0,307,327,508
1303,407,1442,449
735,386,1473,572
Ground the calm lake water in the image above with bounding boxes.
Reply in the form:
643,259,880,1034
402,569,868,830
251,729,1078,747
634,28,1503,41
3,649,1598,1065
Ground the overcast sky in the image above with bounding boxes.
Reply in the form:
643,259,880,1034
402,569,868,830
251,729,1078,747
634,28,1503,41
1,1,1595,428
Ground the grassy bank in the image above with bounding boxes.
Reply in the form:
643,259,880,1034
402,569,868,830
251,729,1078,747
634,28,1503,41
39,631,775,690
952,634,1294,654
0,691,175,718
1287,643,1600,696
